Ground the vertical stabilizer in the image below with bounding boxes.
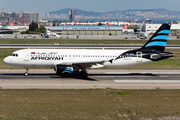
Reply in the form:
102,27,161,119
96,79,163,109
140,23,171,51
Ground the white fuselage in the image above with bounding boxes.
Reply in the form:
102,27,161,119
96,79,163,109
4,49,152,69
5,26,28,30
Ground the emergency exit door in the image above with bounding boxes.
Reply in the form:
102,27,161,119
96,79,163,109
24,51,29,61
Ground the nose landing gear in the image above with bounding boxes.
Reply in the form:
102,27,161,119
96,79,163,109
24,67,28,76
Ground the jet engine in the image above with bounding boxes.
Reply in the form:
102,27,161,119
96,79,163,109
55,65,79,74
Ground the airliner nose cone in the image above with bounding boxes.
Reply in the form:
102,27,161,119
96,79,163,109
3,57,10,65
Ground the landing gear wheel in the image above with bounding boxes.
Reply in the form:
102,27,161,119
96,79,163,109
81,71,88,78
25,72,28,76
25,67,29,76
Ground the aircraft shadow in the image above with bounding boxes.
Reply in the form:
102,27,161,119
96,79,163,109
0,73,97,81
89,73,157,77
0,72,158,82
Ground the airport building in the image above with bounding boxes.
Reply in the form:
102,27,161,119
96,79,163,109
20,12,39,23
0,12,39,24
48,26,123,36
0,12,20,23
142,24,180,34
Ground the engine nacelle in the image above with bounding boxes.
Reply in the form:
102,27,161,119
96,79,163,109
55,65,79,74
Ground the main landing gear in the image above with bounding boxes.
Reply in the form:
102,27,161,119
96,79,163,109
25,67,28,76
81,68,88,78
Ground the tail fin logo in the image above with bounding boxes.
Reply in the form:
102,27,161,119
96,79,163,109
38,22,40,27
123,24,128,29
141,24,171,51
9,22,14,26
49,23,53,27
24,22,28,26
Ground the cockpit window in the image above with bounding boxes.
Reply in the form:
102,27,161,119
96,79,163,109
10,53,18,57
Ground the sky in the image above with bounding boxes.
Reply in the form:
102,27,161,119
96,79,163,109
1,0,180,13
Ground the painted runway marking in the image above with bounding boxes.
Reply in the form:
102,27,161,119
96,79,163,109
114,80,180,83
93,76,152,77
159,76,169,77
106,72,178,74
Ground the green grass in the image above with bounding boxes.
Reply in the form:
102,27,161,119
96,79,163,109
1,48,180,69
0,39,180,45
0,89,180,119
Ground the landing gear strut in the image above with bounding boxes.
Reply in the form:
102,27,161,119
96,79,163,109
81,68,88,78
25,67,28,76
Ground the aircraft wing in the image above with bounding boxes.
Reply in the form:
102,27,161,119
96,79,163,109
72,60,111,68
58,60,111,68
73,60,107,65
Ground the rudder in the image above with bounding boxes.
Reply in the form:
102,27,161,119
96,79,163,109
140,23,171,51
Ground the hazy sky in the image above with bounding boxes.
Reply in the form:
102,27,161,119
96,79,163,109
0,0,180,13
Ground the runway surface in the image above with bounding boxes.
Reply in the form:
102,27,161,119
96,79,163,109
0,44,180,49
0,69,180,89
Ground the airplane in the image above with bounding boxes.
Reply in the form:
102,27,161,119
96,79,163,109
4,22,28,30
38,22,40,27
80,21,99,26
49,23,53,27
61,21,74,26
123,24,134,33
64,23,67,26
45,23,53,28
45,28,60,38
18,22,28,29
89,21,99,25
3,24,173,78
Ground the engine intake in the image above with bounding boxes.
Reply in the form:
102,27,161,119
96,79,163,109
55,65,79,74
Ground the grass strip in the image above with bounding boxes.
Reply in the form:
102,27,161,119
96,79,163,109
0,89,180,119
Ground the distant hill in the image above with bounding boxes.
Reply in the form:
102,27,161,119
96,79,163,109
50,8,102,16
49,8,180,15
48,8,180,21
123,8,170,12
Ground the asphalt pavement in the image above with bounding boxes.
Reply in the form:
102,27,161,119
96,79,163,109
1,69,180,89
